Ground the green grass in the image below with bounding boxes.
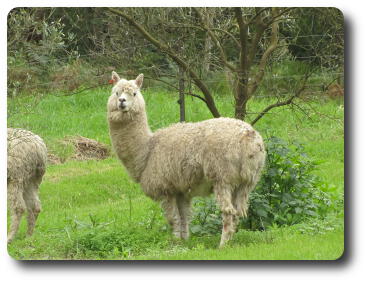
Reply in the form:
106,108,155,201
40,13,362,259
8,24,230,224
135,226,344,260
7,87,344,260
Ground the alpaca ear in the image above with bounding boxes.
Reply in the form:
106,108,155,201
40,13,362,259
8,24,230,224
111,71,120,84
135,74,144,89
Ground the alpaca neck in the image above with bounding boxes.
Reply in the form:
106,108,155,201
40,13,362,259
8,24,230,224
109,110,152,182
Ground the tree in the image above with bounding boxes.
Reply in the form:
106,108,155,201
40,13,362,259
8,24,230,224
283,8,344,70
108,7,314,123
108,7,221,117
8,7,343,121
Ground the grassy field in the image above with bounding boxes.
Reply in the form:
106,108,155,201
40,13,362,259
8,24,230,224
7,87,344,260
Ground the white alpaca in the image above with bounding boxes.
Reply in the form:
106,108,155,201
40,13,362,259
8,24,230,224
7,128,47,243
107,72,266,247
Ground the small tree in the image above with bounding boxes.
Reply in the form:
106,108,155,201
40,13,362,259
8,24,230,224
108,7,315,123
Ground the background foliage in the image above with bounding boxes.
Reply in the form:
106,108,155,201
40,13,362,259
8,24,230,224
7,7,344,100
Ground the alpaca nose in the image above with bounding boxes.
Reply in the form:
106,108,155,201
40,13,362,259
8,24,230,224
119,98,126,103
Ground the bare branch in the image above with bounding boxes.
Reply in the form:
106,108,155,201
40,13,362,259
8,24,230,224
248,7,272,24
234,7,249,70
298,96,344,126
193,7,237,72
264,7,294,26
144,76,180,91
166,24,241,50
185,92,207,103
250,72,310,125
211,28,241,49
107,7,221,118
146,75,207,103
60,83,107,97
248,8,280,96
248,9,267,66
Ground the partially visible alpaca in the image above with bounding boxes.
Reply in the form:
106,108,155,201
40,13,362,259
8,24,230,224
107,72,265,247
7,128,47,243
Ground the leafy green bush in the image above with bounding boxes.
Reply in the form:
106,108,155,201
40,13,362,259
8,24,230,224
190,136,340,235
190,198,222,236
7,8,81,96
242,136,335,230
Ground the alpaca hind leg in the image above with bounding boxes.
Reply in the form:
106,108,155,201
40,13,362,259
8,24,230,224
23,182,42,237
177,194,191,240
214,183,237,248
231,184,252,230
232,184,251,218
161,195,181,238
7,183,26,243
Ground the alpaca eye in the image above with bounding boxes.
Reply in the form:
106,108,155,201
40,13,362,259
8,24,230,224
116,92,119,96
133,92,137,96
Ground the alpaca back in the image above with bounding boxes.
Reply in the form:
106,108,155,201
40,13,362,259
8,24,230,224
7,128,48,184
140,117,265,199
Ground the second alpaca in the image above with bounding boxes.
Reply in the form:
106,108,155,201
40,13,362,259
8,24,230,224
7,128,47,243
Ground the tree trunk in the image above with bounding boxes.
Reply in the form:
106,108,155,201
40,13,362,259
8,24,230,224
234,76,250,120
234,8,250,121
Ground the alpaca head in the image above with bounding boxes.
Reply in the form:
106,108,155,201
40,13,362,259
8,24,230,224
107,72,145,118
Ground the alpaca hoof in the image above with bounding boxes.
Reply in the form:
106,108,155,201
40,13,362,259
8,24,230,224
219,241,226,248
26,231,34,237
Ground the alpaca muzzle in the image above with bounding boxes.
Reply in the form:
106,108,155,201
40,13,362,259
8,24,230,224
118,98,127,110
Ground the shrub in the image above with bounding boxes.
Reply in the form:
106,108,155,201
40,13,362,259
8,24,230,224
190,136,339,235
7,8,79,96
242,136,334,230
190,198,222,236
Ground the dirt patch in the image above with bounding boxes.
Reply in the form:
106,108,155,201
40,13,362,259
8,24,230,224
48,136,111,164
327,83,344,98
47,153,63,165
64,136,110,161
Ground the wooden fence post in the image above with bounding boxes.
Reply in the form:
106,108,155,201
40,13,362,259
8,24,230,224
178,67,185,122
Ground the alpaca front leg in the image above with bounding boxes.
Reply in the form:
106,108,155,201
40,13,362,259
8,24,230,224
177,194,191,240
161,195,181,238
220,214,237,248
